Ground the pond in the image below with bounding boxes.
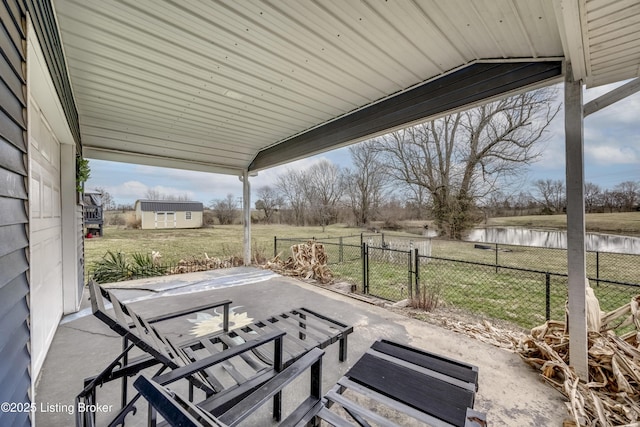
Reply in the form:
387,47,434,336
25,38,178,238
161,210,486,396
466,227,640,255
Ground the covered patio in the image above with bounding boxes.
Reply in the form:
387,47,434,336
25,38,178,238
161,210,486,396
2,1,640,426
35,267,566,426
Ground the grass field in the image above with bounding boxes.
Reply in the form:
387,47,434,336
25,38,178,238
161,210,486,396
85,224,365,269
86,216,640,329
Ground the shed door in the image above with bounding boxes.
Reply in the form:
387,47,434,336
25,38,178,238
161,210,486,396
155,212,176,228
29,101,64,376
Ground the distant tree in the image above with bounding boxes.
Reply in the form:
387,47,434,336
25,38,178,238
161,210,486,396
255,186,283,223
210,194,237,225
614,181,640,211
376,88,559,238
302,160,345,231
533,179,565,214
584,182,602,213
514,191,536,214
92,186,115,210
344,141,388,226
276,169,307,226
116,203,134,211
145,189,162,200
403,184,431,220
145,189,191,201
601,189,617,213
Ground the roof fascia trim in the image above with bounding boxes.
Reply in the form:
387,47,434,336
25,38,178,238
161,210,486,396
249,60,563,172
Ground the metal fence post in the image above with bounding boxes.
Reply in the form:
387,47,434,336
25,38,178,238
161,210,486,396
414,248,420,298
495,243,499,274
339,236,344,263
407,250,413,299
545,272,551,321
274,236,277,258
361,242,369,294
596,251,600,287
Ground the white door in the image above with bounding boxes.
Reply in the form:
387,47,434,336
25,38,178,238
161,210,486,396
29,99,64,376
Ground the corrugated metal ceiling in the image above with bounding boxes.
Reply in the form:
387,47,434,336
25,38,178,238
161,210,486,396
50,0,640,175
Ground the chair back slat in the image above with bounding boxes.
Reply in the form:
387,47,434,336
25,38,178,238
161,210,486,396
105,290,177,367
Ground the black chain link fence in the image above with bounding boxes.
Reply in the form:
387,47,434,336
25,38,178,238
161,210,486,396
274,234,640,329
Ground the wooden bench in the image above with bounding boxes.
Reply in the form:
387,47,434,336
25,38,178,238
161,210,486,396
130,339,487,427
78,281,352,426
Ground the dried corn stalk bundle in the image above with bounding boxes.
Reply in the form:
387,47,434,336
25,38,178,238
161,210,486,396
168,253,243,274
517,296,640,426
263,240,333,283
437,319,523,350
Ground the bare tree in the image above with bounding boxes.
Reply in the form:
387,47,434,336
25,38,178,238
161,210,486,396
533,179,565,214
276,169,307,226
614,181,640,211
376,87,559,238
344,141,388,226
584,182,602,213
255,185,283,223
303,160,345,231
92,186,115,210
145,189,191,201
210,193,237,225
145,189,162,200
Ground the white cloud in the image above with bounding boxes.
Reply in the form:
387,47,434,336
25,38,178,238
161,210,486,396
585,145,639,165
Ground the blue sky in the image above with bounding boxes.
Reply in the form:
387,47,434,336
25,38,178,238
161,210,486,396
86,82,640,207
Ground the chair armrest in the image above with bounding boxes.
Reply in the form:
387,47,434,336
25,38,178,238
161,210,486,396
133,376,226,427
146,299,232,324
218,347,325,426
155,330,286,386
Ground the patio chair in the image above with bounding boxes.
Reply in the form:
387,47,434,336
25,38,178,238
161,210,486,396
79,280,352,426
131,339,487,427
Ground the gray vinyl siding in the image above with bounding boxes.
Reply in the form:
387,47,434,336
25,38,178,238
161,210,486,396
0,0,31,426
26,0,80,145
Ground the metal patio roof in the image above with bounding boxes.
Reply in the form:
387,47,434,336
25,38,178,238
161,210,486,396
50,0,640,175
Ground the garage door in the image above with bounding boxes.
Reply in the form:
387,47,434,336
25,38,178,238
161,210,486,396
29,99,63,376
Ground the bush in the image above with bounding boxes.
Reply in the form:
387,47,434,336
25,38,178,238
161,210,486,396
409,284,441,312
108,213,126,226
126,217,142,229
202,210,216,226
91,250,167,283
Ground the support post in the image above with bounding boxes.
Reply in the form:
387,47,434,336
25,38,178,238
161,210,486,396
242,170,251,266
565,62,589,381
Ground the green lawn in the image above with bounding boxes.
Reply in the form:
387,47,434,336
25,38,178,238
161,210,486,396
86,220,640,330
86,224,364,272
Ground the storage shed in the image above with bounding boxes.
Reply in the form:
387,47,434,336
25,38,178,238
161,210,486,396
134,200,203,229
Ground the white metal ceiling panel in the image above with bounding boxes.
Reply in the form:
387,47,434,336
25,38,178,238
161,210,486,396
50,0,640,174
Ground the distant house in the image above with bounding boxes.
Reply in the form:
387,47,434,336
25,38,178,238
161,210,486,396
134,200,204,229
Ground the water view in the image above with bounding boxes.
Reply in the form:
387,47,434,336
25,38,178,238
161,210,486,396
466,227,640,255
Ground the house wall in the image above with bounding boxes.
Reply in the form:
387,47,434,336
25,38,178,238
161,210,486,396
0,2,82,425
26,8,82,384
0,2,32,426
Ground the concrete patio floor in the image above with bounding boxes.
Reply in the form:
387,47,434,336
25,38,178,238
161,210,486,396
34,267,567,426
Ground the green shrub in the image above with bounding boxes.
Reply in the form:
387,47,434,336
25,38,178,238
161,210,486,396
91,250,167,283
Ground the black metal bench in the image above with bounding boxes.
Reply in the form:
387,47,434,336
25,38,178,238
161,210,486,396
79,281,352,426
308,339,486,427
131,339,487,427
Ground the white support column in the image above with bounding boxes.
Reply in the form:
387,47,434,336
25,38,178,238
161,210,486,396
564,62,588,381
60,143,81,313
242,170,251,266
